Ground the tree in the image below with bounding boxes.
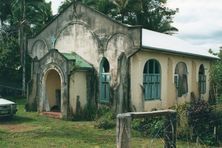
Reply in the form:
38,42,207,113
111,0,130,23
0,0,12,26
0,0,53,95
132,0,178,34
10,0,53,34
59,0,96,13
209,49,222,104
109,0,178,34
0,34,22,94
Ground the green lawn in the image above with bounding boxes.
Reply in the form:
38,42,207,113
0,98,205,148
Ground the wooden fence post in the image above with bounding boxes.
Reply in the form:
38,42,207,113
116,113,131,148
164,112,177,148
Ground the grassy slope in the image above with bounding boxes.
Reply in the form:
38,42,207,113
0,98,204,148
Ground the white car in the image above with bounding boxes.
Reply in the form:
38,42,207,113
0,98,17,117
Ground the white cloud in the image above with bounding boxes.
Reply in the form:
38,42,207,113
167,0,222,51
46,0,65,14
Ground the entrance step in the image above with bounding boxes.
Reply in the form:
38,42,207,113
41,112,61,119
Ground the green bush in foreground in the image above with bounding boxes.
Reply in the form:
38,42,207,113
173,99,222,146
95,110,116,129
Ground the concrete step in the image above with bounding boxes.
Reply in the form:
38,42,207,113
41,112,61,119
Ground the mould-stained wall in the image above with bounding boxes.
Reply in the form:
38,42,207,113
30,40,48,59
28,3,141,73
69,71,87,115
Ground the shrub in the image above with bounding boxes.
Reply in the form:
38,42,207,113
96,106,110,119
187,99,212,132
95,110,116,129
187,99,218,146
82,103,97,121
170,103,190,140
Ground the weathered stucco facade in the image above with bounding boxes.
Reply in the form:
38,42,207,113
27,2,216,119
130,50,211,111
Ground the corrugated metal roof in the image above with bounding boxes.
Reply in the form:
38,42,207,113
62,52,92,69
62,53,76,61
142,29,218,59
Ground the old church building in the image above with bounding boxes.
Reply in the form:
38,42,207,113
27,2,217,119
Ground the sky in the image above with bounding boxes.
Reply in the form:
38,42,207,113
47,0,222,52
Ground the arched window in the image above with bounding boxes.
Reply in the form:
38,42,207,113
99,58,111,103
143,59,161,100
175,62,188,97
199,64,206,94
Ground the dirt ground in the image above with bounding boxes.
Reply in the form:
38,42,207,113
0,123,39,132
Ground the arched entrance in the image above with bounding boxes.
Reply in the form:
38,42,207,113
45,69,61,112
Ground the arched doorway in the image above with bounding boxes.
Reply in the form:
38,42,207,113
45,69,61,112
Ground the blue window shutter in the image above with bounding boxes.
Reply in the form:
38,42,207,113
143,74,160,100
100,73,110,103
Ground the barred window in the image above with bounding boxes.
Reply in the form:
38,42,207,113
143,59,161,100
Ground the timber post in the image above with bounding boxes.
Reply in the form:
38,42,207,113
116,113,132,148
164,112,177,148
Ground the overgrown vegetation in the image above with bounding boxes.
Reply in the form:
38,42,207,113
72,102,116,130
209,50,222,104
129,99,222,146
187,100,216,145
72,101,97,121
132,117,165,137
173,99,222,146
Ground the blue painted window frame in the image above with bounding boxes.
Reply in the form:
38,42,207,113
143,59,161,100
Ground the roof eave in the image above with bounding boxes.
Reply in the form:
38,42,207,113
75,67,93,71
142,45,219,60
